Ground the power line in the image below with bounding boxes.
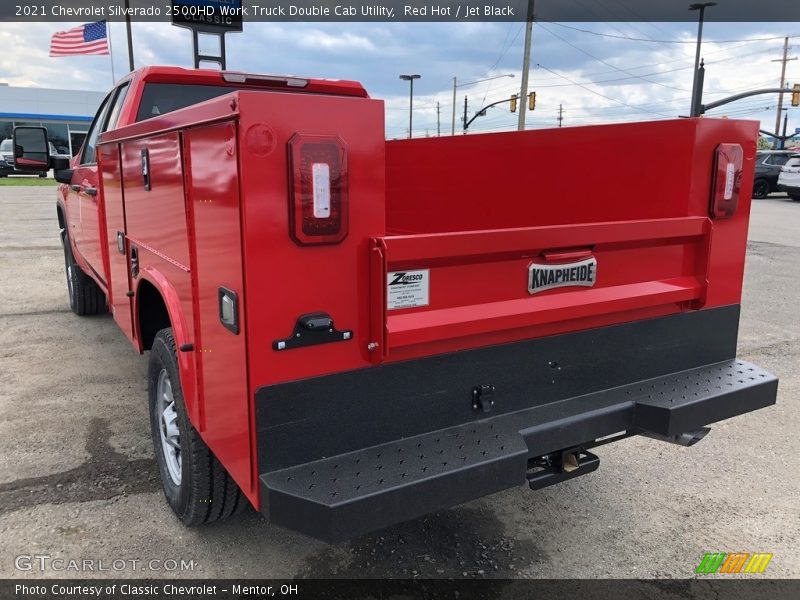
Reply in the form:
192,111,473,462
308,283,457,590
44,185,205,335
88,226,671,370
479,44,781,96
486,18,525,72
525,38,775,82
538,23,689,92
540,22,800,45
535,63,672,117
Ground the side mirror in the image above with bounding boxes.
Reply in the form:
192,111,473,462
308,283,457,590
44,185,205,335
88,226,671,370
54,168,75,185
13,126,50,173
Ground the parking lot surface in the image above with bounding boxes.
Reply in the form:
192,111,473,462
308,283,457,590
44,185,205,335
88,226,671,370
0,187,798,579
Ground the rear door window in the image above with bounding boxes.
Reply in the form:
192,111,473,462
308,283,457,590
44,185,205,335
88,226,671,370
135,83,239,122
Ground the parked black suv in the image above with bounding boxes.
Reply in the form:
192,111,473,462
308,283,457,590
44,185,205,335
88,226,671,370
753,150,796,198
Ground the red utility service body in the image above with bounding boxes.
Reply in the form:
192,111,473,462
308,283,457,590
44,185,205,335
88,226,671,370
54,67,777,542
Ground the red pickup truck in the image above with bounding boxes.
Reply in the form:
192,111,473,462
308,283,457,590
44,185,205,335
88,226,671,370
13,66,778,542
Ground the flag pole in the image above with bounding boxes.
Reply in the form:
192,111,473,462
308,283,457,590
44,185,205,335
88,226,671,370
106,20,117,85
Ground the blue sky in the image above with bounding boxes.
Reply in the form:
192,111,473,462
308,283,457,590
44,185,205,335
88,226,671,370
1,20,798,140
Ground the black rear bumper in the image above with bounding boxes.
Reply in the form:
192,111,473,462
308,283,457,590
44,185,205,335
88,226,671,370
254,306,777,542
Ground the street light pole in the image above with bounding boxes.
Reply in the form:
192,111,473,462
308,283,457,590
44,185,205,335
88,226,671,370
399,74,421,139
689,2,716,117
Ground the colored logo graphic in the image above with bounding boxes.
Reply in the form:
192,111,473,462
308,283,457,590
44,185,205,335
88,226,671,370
696,552,773,574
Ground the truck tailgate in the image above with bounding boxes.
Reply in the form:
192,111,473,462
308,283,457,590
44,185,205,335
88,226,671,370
370,216,709,362
374,118,758,363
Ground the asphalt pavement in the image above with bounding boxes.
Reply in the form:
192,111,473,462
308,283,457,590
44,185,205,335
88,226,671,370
0,187,797,580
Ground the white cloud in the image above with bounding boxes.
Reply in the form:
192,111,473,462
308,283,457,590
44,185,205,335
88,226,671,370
0,20,798,139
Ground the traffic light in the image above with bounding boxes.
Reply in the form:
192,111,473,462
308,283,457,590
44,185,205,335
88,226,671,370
510,94,517,113
792,83,800,107
528,91,537,111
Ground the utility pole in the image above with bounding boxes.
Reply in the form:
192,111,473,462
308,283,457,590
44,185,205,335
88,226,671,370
772,37,797,148
451,77,457,135
436,102,441,136
557,104,565,127
517,0,535,130
125,0,135,71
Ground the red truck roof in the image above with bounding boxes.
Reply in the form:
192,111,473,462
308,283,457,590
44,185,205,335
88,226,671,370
120,65,369,98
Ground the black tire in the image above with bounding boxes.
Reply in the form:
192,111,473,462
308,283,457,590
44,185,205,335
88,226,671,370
61,228,106,316
38,173,47,179
789,193,800,202
148,328,246,525
752,179,770,199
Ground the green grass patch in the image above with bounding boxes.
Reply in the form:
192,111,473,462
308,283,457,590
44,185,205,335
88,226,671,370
0,176,59,186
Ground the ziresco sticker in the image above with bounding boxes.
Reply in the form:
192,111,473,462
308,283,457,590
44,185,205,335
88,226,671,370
387,270,430,310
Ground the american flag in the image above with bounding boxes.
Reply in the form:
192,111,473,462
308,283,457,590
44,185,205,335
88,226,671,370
50,21,109,57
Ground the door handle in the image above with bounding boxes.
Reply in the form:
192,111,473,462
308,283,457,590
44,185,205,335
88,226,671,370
84,187,98,197
70,184,81,192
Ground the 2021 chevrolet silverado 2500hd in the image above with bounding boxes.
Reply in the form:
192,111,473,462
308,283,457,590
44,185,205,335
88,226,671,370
12,67,778,542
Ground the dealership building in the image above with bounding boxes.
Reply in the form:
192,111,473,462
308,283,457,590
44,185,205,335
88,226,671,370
0,84,105,156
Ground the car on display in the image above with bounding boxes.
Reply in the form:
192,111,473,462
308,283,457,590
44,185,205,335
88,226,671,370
777,153,800,201
752,149,795,198
11,66,778,543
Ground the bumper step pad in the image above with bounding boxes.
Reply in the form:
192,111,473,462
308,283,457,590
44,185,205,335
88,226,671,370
260,359,776,542
631,360,776,436
262,419,529,542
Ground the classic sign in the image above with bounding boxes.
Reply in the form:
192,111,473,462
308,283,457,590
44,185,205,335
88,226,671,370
528,257,597,294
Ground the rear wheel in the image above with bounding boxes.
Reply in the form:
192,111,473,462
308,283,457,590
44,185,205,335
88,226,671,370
61,228,106,316
789,193,800,202
752,179,770,199
148,328,246,525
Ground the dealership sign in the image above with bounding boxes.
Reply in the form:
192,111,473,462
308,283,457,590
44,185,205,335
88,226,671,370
171,0,243,33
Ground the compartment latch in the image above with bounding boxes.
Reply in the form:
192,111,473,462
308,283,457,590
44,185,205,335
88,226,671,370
273,312,353,351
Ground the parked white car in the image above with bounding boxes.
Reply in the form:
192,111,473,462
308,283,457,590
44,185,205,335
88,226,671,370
777,154,800,202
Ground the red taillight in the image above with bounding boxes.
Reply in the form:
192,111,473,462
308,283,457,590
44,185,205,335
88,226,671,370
288,134,348,245
710,143,743,219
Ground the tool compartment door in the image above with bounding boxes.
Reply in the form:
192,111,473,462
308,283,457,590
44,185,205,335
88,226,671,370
185,121,252,497
98,142,135,342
